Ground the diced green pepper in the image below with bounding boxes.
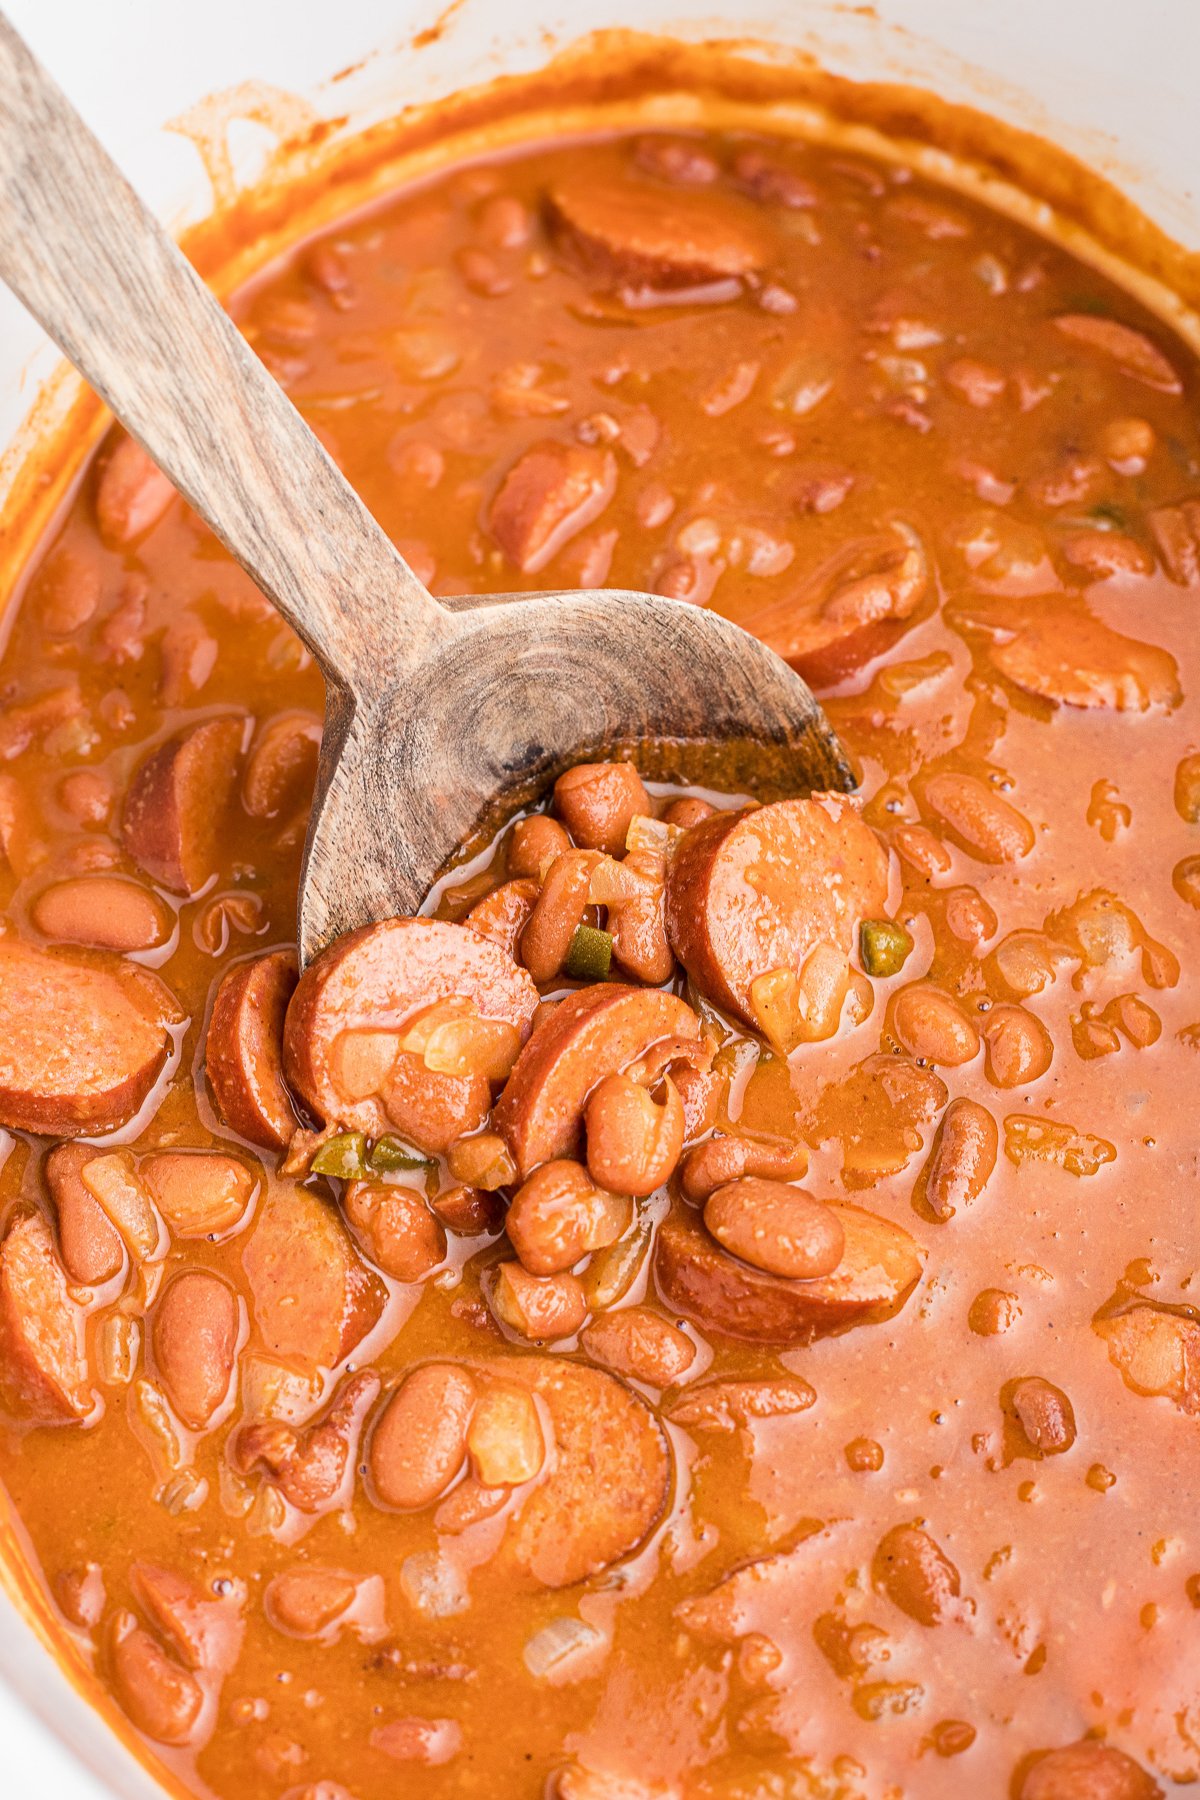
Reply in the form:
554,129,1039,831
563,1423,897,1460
565,923,613,982
1087,500,1129,531
311,1132,368,1180
860,918,913,979
369,1135,434,1174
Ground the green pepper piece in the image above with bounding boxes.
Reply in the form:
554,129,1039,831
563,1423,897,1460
860,918,913,979
1087,500,1129,531
369,1135,434,1174
565,923,613,982
311,1132,368,1180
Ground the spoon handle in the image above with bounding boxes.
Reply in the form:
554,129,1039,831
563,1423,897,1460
0,14,456,693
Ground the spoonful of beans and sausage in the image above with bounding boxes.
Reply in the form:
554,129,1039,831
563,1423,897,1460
0,18,852,969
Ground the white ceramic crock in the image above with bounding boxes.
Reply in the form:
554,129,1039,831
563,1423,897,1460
0,2,1198,1794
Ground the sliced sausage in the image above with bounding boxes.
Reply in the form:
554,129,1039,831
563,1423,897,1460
487,440,617,574
989,607,1180,712
44,1143,123,1285
1018,1741,1162,1800
206,950,298,1150
1053,312,1181,392
495,984,701,1179
368,1363,476,1510
0,1210,92,1422
152,1272,239,1429
0,940,171,1135
547,176,768,288
95,436,176,545
242,1185,385,1369
139,1152,255,1239
655,1201,923,1345
492,1355,670,1588
242,710,321,820
283,918,539,1144
235,1368,379,1512
122,716,244,894
665,796,890,1023
32,876,171,952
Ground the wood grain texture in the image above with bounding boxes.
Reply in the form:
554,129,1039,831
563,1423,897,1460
0,14,853,965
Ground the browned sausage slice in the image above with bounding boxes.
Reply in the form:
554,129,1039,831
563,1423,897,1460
242,1185,385,1370
0,1210,92,1422
44,1143,123,1285
122,716,244,894
494,984,701,1179
665,796,889,1023
494,1356,670,1588
0,940,172,1136
548,177,769,289
206,950,298,1150
283,918,539,1142
488,441,617,575
655,1201,923,1345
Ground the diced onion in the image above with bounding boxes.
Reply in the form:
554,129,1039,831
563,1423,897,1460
522,1616,605,1680
401,1551,468,1618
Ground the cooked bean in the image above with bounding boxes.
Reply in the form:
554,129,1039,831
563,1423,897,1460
122,716,244,894
241,710,321,820
679,1133,809,1202
343,1180,446,1282
656,1201,923,1345
490,1262,588,1340
33,875,170,952
665,796,889,1023
921,771,1034,863
582,1306,696,1387
0,1210,92,1422
873,1523,963,1627
109,1614,202,1746
140,1152,255,1239
662,797,714,830
1017,1741,1161,1800
667,1376,815,1432
1054,312,1181,392
982,1004,1053,1087
29,543,101,635
152,1272,239,1429
889,983,980,1065
508,813,570,877
44,1143,123,1284
917,1099,997,1220
969,1289,1021,1336
430,1183,504,1236
607,847,673,984
488,441,617,573
369,1364,475,1510
1005,1376,1076,1456
467,1383,545,1486
0,939,171,1136
496,984,702,1178
585,1073,685,1196
95,437,176,545
704,1177,845,1279
520,850,599,982
372,1717,463,1766
505,1160,631,1274
265,1567,359,1640
466,878,539,959
553,762,651,857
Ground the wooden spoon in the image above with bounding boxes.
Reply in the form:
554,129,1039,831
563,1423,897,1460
0,17,853,965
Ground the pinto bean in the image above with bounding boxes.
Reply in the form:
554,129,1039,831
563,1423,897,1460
655,1201,923,1345
679,1133,809,1202
585,1074,685,1196
369,1364,475,1510
265,1567,359,1640
1005,1376,1076,1456
122,716,244,895
372,1718,463,1767
553,763,651,857
467,1382,545,1486
506,1160,631,1276
916,1099,997,1220
140,1152,255,1238
32,875,170,952
662,796,714,830
492,1356,670,1588
242,1186,385,1370
889,983,980,1066
237,1368,379,1512
343,1181,446,1282
495,984,701,1178
608,847,673,984
665,796,889,1023
520,850,599,983
80,1152,161,1260
704,1178,845,1280
508,814,571,878
667,1375,816,1432
44,1143,123,1284
241,710,321,820
921,771,1034,863
95,437,176,545
490,1262,588,1340
152,1272,239,1429
0,1210,92,1422
488,441,617,573
547,176,768,288
582,1306,696,1387
29,543,101,635
983,1004,1053,1087
1018,1741,1162,1800
1150,498,1200,586
431,1183,504,1236
0,940,171,1136
109,1614,202,1746
466,878,539,959
129,1560,243,1676
873,1523,963,1627
283,919,538,1143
